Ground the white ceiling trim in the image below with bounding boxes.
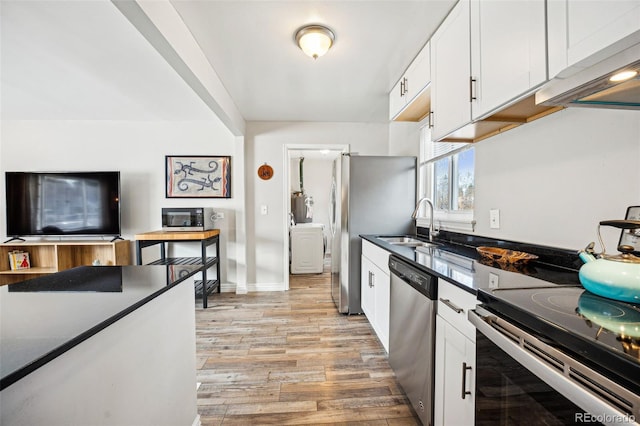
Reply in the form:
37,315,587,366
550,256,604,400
112,0,245,136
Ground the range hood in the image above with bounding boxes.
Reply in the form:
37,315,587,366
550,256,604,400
536,44,640,110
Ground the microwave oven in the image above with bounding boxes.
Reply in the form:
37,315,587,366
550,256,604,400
161,207,216,231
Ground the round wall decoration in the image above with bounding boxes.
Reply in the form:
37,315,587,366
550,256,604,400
257,163,274,180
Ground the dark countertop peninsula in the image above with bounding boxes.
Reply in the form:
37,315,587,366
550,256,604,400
0,264,200,390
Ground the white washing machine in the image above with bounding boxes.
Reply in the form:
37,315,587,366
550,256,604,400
290,223,325,274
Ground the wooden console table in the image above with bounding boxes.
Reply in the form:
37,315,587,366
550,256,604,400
134,229,220,308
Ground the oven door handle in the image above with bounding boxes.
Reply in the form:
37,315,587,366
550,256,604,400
469,308,640,423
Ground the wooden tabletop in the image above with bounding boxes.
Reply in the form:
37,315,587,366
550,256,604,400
134,229,220,241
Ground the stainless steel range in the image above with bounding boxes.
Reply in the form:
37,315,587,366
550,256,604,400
471,285,640,425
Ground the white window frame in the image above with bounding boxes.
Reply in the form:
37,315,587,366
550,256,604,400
417,124,476,233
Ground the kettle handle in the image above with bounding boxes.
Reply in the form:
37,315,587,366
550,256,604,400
599,220,640,230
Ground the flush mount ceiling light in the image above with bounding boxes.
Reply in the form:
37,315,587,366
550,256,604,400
295,24,335,59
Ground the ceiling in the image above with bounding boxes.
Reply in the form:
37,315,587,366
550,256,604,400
1,0,456,124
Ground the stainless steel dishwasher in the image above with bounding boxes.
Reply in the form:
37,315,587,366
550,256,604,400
388,255,437,426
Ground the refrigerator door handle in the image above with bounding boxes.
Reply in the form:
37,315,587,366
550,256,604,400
329,179,337,236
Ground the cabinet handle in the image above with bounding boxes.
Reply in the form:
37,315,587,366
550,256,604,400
369,271,375,287
470,76,477,101
403,77,408,96
428,111,434,128
439,298,463,314
400,79,405,97
461,362,472,399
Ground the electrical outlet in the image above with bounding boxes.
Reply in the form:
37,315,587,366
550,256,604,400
490,209,500,229
260,205,268,215
489,272,500,289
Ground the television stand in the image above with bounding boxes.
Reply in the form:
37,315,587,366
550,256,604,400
3,237,25,244
0,240,131,285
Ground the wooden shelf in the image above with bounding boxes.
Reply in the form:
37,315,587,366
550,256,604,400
0,240,131,285
0,266,58,275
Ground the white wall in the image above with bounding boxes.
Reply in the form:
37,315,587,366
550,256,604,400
472,107,640,251
245,121,389,289
0,119,243,290
389,121,421,157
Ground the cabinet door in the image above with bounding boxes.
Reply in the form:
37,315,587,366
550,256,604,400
434,317,475,426
405,41,431,104
431,0,471,141
471,0,547,118
567,0,640,67
361,254,391,352
373,267,390,352
389,78,408,119
360,256,376,320
548,0,640,78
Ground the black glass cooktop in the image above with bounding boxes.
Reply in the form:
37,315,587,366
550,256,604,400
478,285,640,395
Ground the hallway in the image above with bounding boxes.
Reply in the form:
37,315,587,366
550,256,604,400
194,267,420,425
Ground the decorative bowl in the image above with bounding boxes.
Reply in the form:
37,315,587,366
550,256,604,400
476,246,538,265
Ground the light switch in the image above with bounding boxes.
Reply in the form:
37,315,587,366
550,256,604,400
260,205,268,215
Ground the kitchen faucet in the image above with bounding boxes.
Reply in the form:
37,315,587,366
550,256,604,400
412,197,439,242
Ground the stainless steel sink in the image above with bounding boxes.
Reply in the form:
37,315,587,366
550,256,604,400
378,236,439,248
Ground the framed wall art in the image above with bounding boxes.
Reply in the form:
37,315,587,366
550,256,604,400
166,155,231,198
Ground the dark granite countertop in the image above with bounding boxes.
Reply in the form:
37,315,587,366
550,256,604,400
360,234,581,294
0,264,200,390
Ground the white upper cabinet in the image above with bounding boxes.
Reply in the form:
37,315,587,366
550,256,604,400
431,0,554,142
389,41,431,122
470,0,547,119
547,0,640,79
389,78,408,120
405,41,431,99
431,0,471,141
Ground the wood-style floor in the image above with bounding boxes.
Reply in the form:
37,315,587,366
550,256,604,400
194,263,420,425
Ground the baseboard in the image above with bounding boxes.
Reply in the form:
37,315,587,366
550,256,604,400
217,282,287,293
191,414,201,426
219,283,236,293
245,282,286,292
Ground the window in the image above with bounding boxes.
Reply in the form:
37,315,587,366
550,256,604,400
418,126,475,231
434,148,475,211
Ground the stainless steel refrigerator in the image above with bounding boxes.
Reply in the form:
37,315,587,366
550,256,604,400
329,154,416,314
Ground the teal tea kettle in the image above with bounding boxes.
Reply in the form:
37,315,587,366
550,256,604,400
578,220,640,304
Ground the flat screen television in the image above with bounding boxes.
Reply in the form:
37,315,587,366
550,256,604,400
5,171,121,238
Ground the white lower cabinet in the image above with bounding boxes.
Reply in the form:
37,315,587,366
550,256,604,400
434,279,478,426
361,240,391,352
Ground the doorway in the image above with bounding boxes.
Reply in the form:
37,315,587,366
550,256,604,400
282,144,348,291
